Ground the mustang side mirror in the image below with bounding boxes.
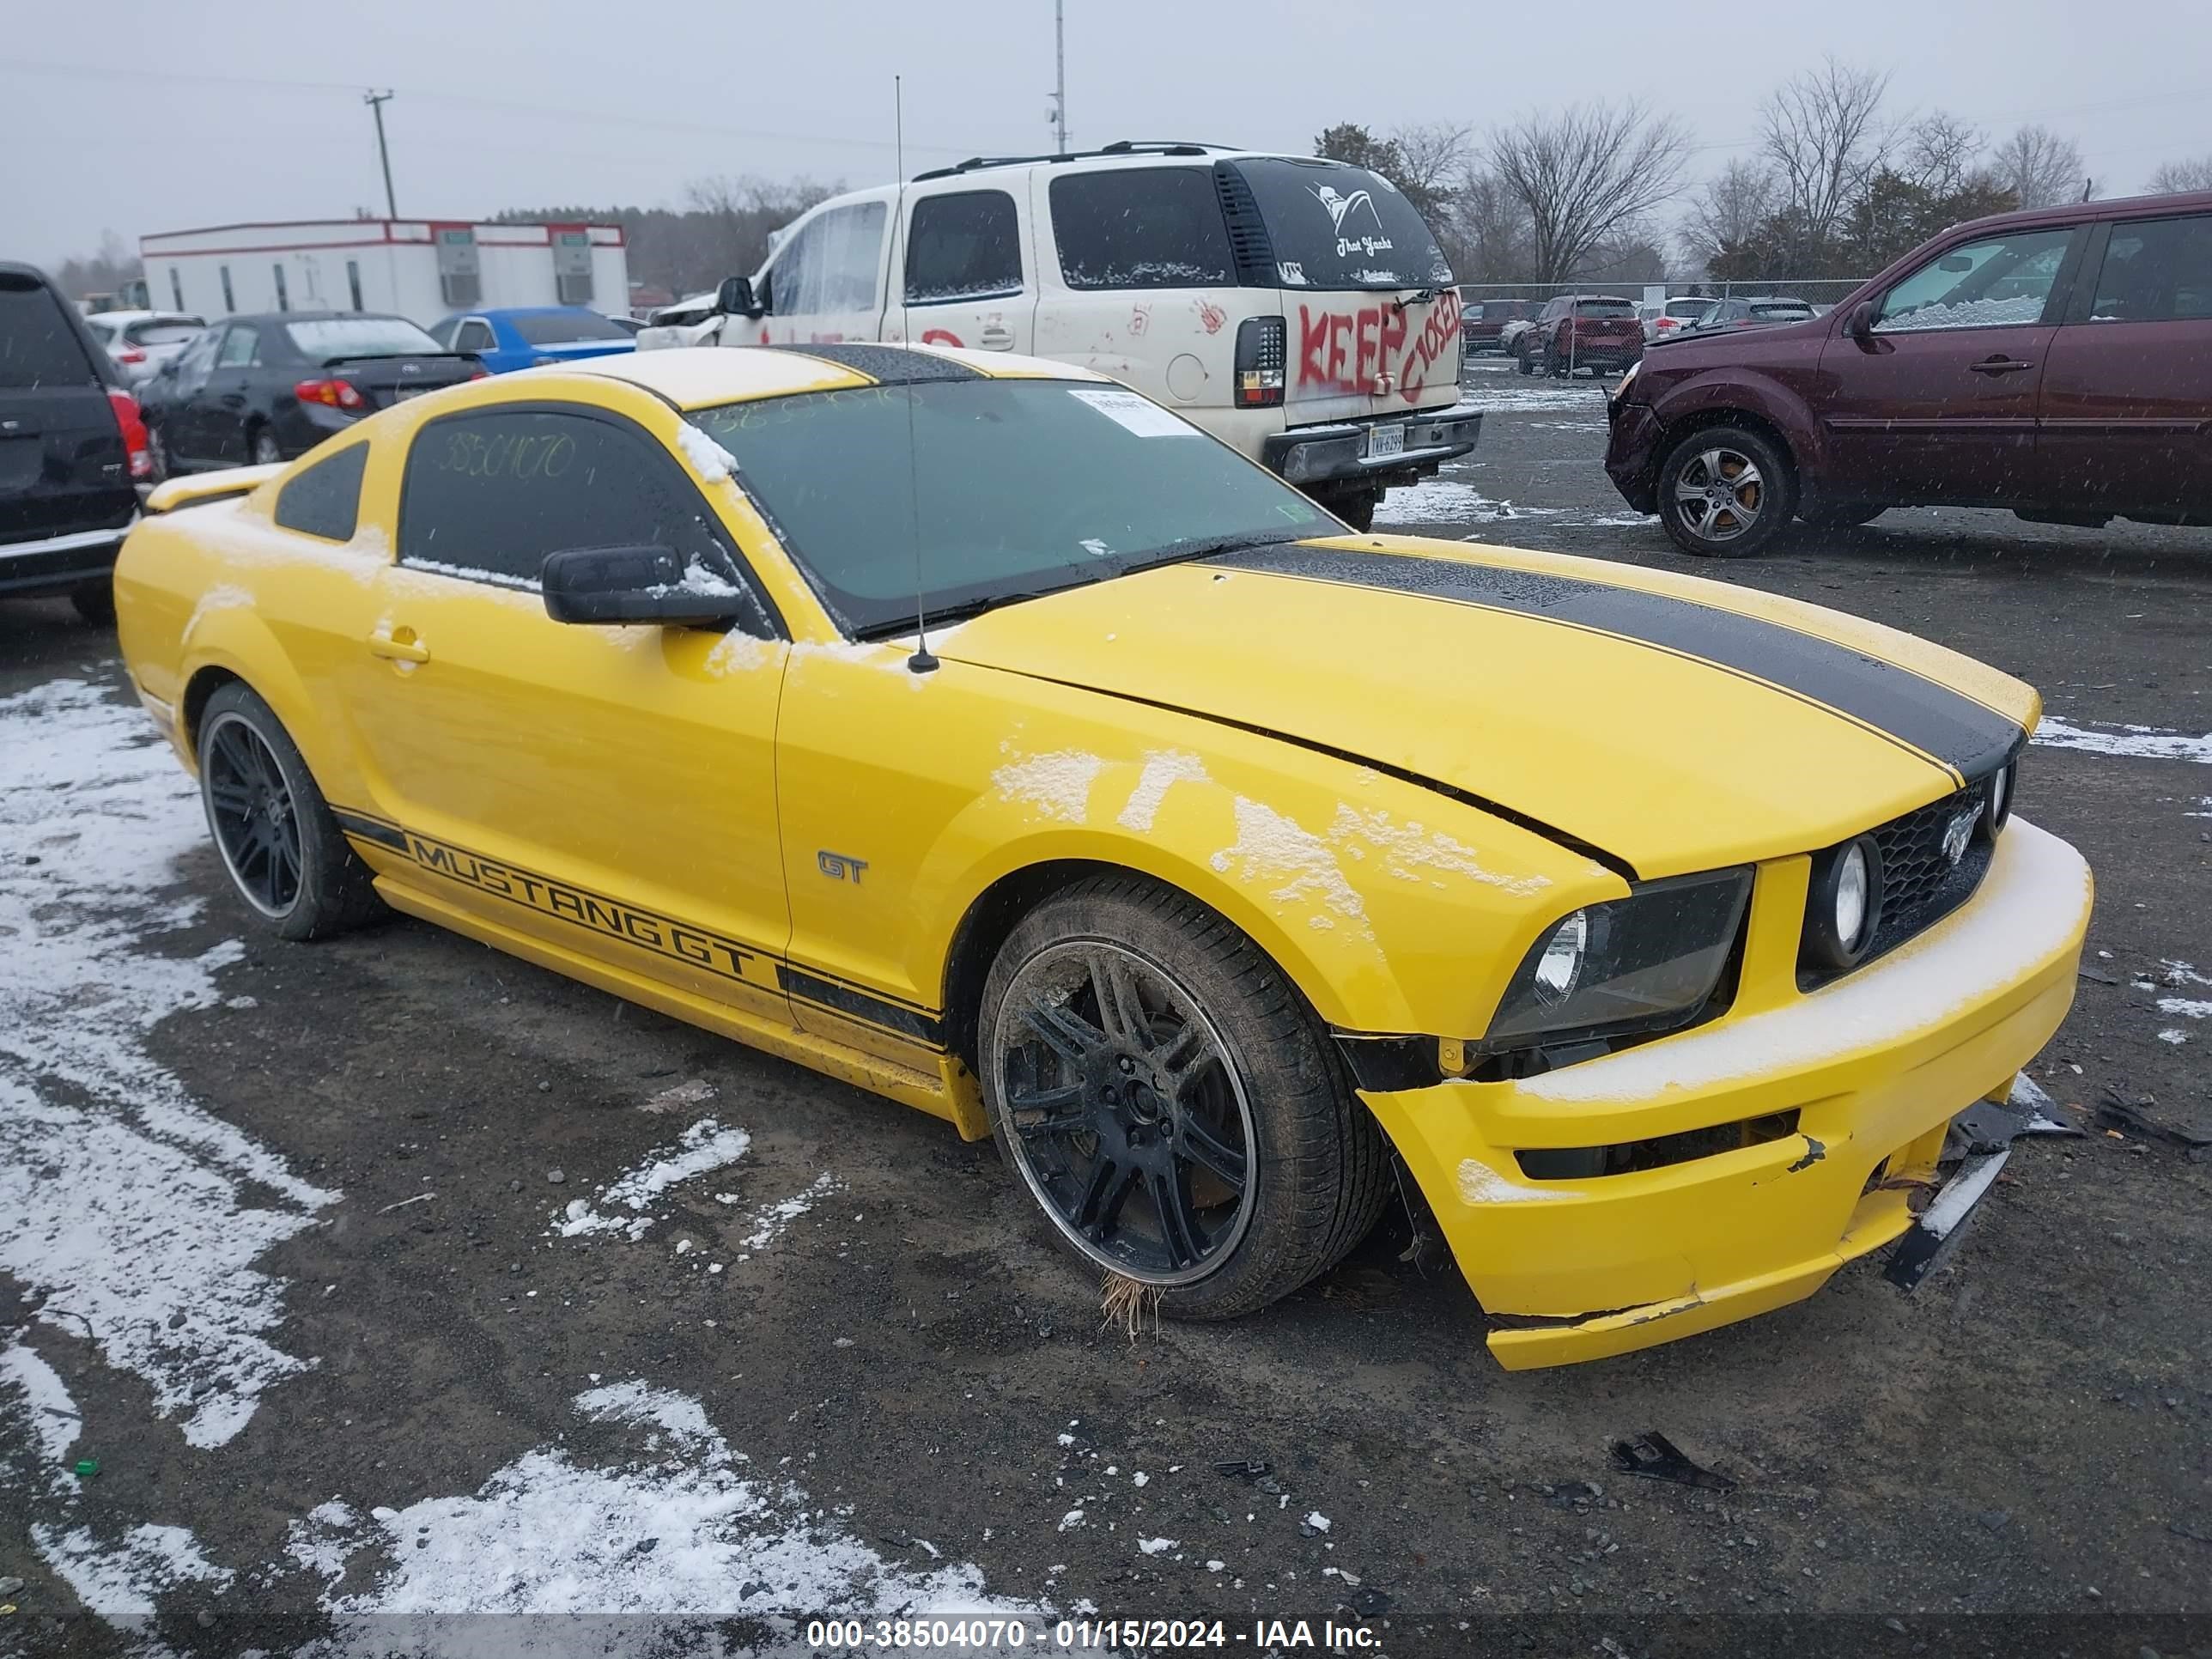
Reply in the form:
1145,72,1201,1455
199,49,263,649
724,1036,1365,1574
714,275,763,319
1844,300,1879,343
541,545,751,629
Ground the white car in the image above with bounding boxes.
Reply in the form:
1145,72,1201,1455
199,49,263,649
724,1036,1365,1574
82,309,205,386
641,142,1483,529
1643,296,1720,343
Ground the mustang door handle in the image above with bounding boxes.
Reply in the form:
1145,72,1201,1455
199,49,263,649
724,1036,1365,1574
368,628,431,664
978,324,1016,349
1967,357,2035,374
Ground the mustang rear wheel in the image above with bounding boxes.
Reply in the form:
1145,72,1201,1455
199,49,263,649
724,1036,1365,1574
198,683,385,941
980,877,1389,1319
1656,424,1796,558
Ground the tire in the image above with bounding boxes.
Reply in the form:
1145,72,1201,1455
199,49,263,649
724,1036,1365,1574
197,683,386,941
1311,486,1376,532
1656,423,1797,558
70,580,115,626
978,877,1390,1320
250,427,283,466
1516,344,1535,376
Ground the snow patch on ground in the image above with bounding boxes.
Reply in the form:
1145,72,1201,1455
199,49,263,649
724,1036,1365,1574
740,1172,842,1250
2033,717,2212,764
34,1522,234,1616
1,1339,83,1462
1375,480,1560,526
1522,819,2091,1104
0,678,337,1449
1455,385,1613,415
673,421,738,483
2158,998,2212,1020
1117,750,1208,834
554,1119,752,1240
1210,798,1369,934
286,1382,1038,1633
994,750,1105,824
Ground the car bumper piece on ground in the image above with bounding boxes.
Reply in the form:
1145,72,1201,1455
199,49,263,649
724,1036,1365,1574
1262,402,1485,489
1358,817,2092,1370
0,519,137,597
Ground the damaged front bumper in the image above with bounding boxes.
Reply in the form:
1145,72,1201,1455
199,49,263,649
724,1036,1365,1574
1359,818,2093,1370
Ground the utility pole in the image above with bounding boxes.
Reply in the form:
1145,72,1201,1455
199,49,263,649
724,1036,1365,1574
1048,1,1067,154
363,90,398,219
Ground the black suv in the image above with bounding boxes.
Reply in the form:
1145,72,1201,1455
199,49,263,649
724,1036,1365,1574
2,263,153,623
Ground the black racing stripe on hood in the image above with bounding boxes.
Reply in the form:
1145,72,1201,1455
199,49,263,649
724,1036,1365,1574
775,343,984,384
1208,545,2023,780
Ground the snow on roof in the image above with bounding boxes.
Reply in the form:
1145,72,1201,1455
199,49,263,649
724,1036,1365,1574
575,343,1104,409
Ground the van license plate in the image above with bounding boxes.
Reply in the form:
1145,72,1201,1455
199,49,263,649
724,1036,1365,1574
1364,424,1405,460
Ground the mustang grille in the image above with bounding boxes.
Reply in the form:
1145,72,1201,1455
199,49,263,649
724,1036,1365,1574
1800,781,1995,990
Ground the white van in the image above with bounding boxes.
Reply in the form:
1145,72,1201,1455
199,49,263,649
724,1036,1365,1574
641,142,1483,528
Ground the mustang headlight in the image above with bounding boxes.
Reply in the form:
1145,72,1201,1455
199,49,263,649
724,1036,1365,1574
1484,867,1753,1050
1802,835,1883,972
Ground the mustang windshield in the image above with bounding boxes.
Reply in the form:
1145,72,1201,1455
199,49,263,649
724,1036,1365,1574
690,379,1330,635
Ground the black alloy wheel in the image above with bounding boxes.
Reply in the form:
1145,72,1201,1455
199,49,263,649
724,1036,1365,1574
203,711,304,919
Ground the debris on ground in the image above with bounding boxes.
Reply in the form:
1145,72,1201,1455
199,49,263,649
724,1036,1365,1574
1609,1432,1735,1492
2096,1093,2212,1152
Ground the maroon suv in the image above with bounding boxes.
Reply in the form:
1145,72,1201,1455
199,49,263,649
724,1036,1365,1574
1605,188,2212,556
1521,295,1644,379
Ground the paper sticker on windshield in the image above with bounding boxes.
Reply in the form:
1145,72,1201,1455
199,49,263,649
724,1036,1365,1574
1067,387,1200,439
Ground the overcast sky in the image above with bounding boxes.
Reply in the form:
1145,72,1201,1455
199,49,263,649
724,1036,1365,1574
8,0,2209,266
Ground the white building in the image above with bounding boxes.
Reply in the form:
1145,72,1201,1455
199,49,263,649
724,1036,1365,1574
138,219,630,326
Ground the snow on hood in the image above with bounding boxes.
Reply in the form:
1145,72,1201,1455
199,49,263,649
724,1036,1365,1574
934,542,2029,878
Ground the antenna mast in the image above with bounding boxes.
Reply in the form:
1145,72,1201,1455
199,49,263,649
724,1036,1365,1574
897,75,938,675
1049,2,1068,153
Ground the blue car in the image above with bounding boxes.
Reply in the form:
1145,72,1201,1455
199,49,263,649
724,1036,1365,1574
428,306,636,374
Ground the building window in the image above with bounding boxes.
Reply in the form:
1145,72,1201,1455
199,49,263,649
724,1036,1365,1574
273,263,289,312
220,265,234,313
169,267,185,311
347,259,363,311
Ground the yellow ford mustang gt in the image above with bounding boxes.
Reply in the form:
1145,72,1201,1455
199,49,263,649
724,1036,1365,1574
114,343,2092,1369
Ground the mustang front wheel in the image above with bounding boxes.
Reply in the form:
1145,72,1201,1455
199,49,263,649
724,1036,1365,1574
198,683,386,940
980,878,1389,1318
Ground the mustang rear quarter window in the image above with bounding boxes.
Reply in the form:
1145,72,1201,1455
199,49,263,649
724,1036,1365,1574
274,443,368,543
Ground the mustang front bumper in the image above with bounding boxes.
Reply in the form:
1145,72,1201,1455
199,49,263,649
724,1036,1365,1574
1359,817,2092,1370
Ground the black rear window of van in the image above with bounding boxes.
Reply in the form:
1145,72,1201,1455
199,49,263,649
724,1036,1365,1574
1049,168,1237,289
1226,158,1454,292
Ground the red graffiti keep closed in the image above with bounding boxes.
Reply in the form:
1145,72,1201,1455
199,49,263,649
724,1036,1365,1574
1297,289,1462,404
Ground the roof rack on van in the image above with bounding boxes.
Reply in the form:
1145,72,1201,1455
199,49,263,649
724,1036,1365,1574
911,140,1235,181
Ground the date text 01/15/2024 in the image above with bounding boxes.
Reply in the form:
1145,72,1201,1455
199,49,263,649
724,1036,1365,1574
801,1617,1384,1650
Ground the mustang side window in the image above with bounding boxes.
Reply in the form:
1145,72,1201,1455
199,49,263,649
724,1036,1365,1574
2085,214,2212,323
273,442,368,543
1874,228,2075,332
396,406,773,635
904,191,1022,304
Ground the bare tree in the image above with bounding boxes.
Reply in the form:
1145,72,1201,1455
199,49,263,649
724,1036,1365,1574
1487,101,1692,283
1389,121,1472,217
1991,125,2087,208
1677,158,1778,273
2148,154,2212,194
1899,111,1984,197
1760,56,1893,252
54,229,143,303
1451,168,1538,283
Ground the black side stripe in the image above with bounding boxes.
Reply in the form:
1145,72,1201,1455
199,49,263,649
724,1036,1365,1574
780,967,944,1046
1209,546,2024,781
331,808,409,850
336,809,945,1049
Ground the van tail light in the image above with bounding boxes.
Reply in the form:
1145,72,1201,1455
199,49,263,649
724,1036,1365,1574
294,378,366,410
106,387,153,481
1234,316,1285,409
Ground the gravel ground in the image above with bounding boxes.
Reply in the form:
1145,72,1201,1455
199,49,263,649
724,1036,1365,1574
3,362,2208,1658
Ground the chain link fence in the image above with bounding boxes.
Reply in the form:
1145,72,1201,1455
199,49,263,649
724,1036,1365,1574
1459,278,1868,308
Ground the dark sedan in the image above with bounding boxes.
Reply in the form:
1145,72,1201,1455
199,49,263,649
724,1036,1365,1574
138,312,481,473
